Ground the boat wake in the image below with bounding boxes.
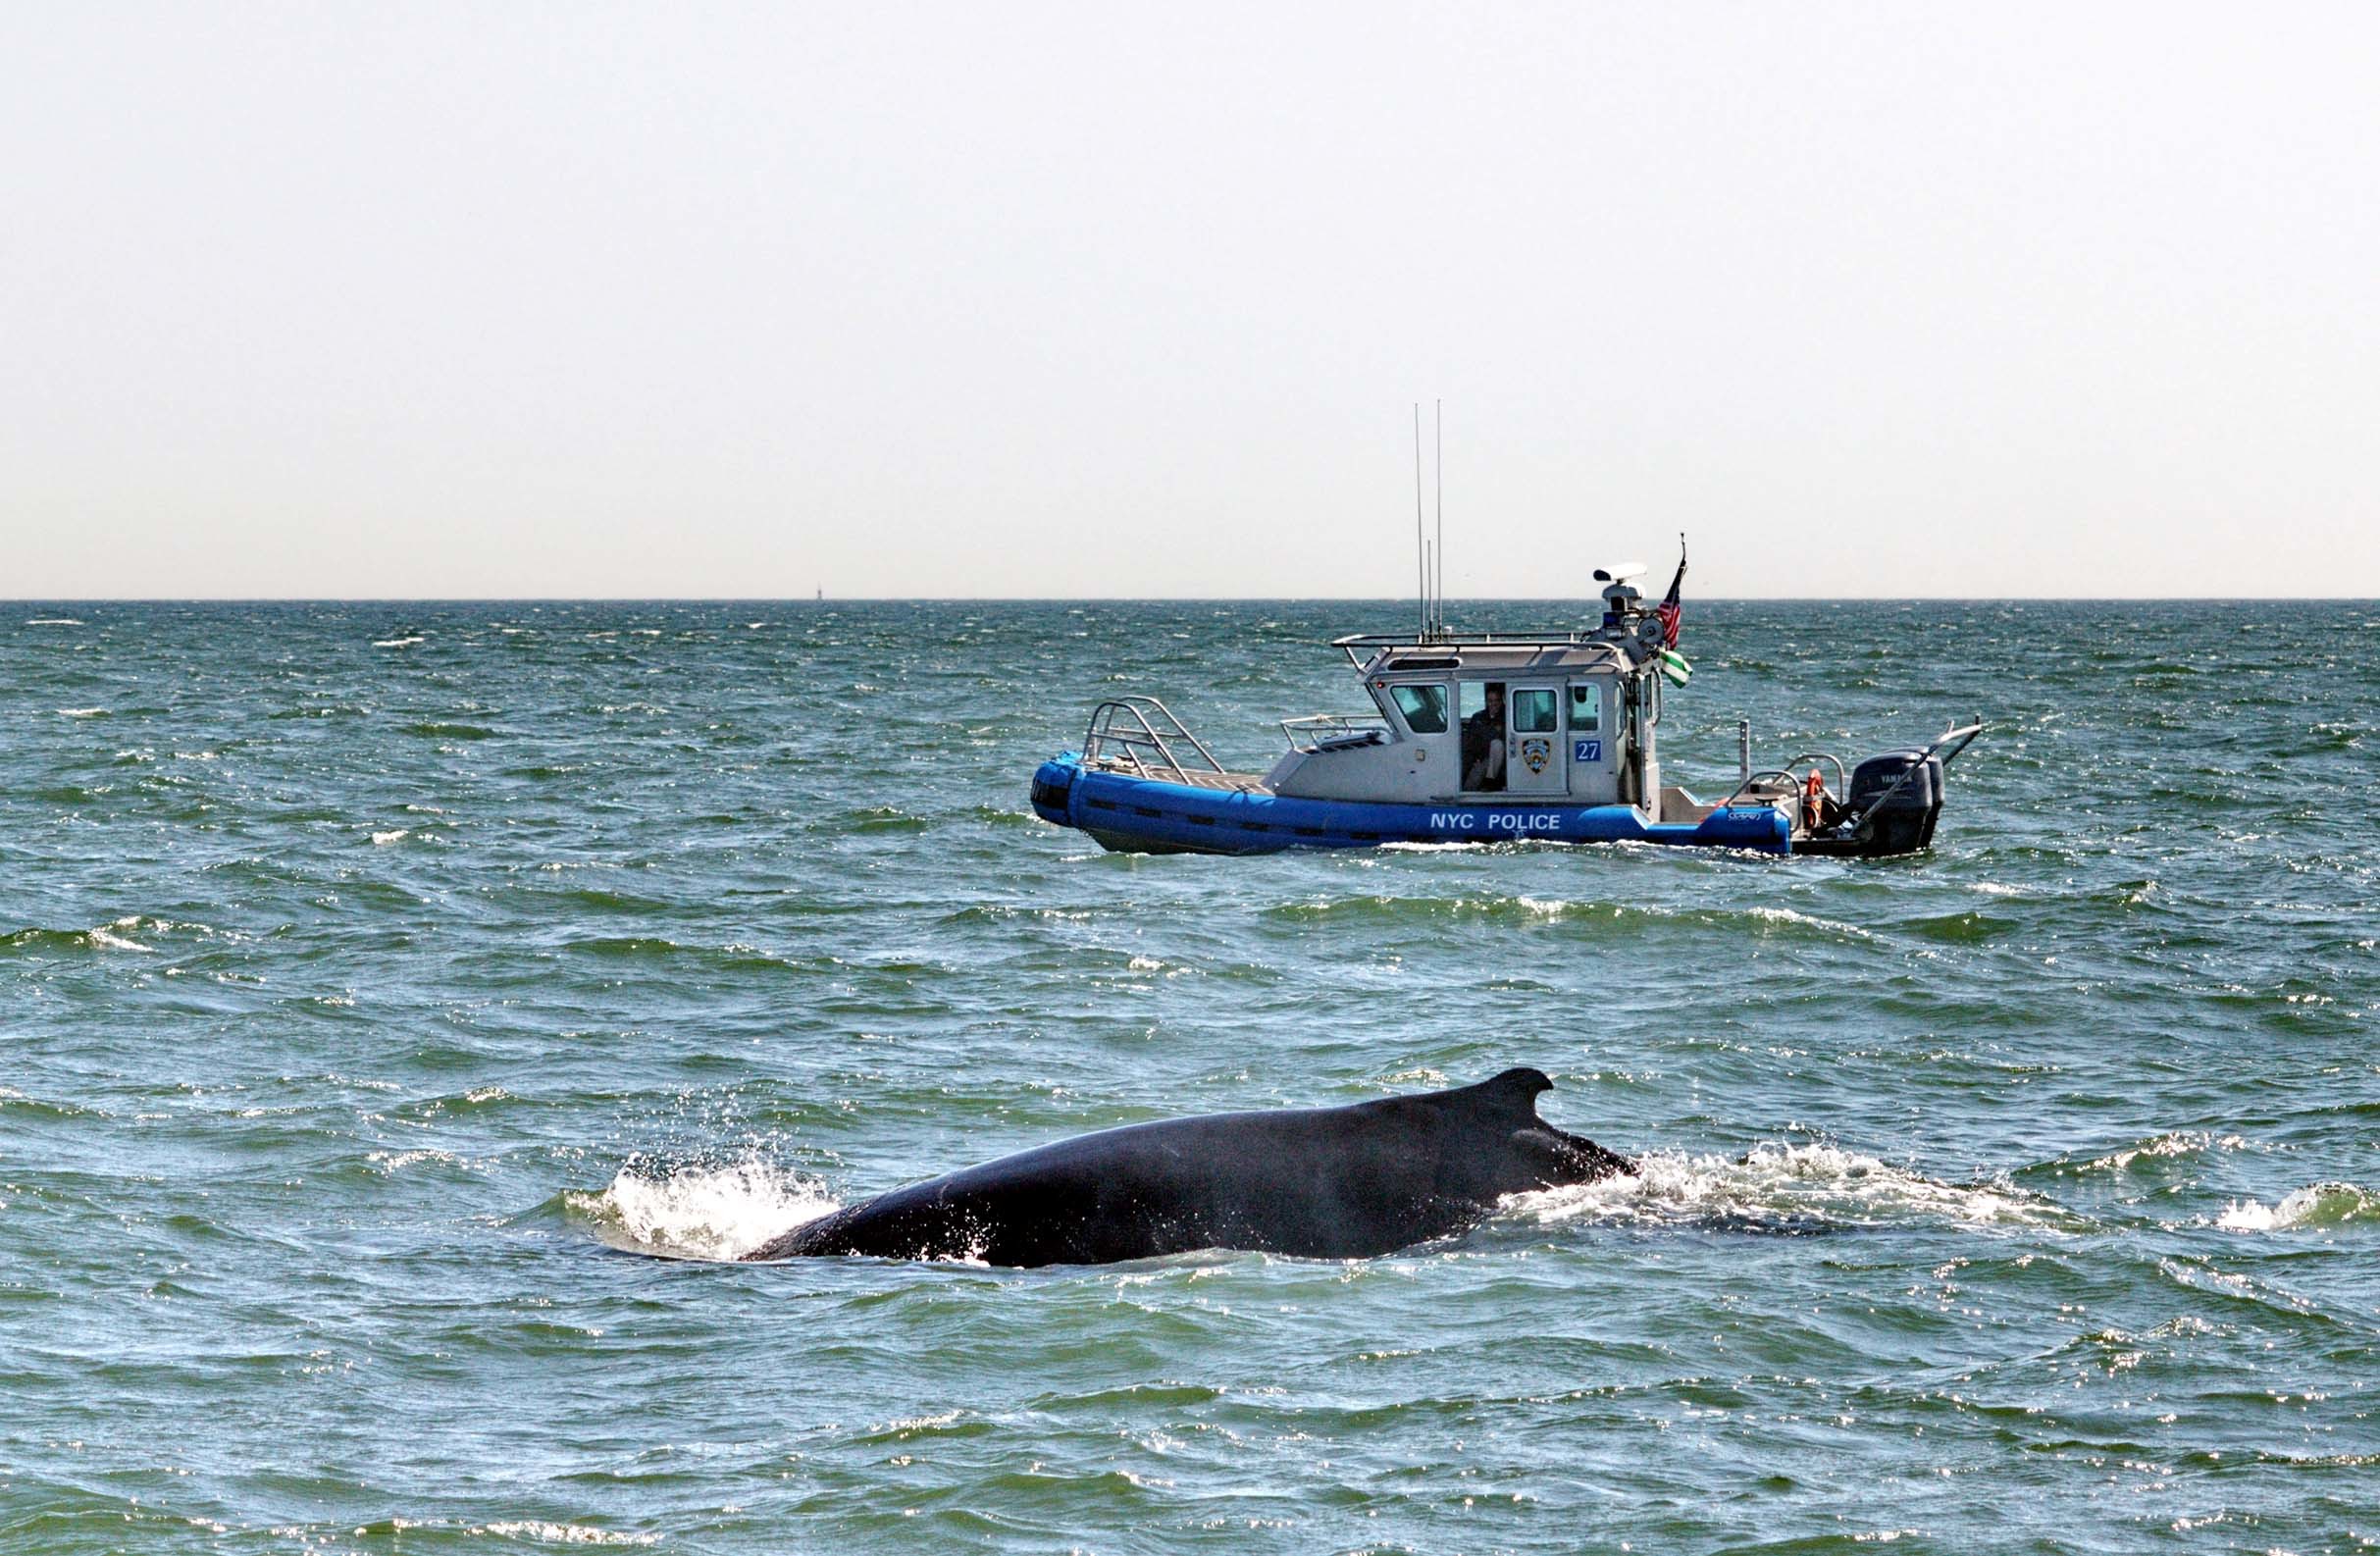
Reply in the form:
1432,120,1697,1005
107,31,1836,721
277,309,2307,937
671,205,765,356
567,1159,839,1261
1510,1142,2076,1235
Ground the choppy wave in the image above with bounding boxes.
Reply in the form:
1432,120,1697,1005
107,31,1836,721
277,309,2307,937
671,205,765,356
851,805,930,833
1895,909,2019,944
1,916,167,955
478,1524,658,1547
2041,1129,2252,1179
2214,1182,2376,1232
339,1520,655,1547
400,720,496,740
562,936,797,973
366,1147,478,1176
1259,894,1872,943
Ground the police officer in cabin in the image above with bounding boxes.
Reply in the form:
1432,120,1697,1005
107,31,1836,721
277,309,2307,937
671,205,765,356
1462,683,1507,792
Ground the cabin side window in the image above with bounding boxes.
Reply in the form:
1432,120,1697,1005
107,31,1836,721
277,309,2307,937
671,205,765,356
1512,688,1558,733
1387,683,1448,734
1569,684,1601,733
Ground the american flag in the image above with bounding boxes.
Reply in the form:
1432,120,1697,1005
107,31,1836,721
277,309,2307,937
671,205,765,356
1655,538,1686,648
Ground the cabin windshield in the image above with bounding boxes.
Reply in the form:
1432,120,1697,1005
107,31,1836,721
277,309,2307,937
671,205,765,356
1387,683,1448,734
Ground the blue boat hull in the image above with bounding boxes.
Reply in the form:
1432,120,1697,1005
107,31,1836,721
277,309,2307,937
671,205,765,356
1029,754,1792,855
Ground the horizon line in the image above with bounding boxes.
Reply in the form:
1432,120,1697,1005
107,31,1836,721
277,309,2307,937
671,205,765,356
8,595,2379,605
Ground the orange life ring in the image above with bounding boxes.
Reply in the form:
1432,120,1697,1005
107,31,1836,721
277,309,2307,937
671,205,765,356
1802,768,1826,829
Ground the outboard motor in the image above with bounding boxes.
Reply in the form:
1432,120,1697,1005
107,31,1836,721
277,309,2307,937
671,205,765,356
1844,750,1943,856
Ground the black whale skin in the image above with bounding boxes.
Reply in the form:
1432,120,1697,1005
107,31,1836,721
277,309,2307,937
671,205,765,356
743,1067,1632,1267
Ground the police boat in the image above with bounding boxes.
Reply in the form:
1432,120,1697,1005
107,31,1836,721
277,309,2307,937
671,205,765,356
1028,570,1981,858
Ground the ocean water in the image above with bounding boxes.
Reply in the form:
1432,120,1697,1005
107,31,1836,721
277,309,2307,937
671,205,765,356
1,598,2373,1555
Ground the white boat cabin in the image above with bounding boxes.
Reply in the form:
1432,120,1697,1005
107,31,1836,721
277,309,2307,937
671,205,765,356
1263,583,1682,813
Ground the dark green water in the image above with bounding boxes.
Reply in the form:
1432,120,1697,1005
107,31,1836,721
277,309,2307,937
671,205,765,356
2,600,2373,1554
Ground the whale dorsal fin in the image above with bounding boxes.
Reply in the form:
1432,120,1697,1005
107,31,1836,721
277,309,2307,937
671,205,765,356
1452,1066,1553,1124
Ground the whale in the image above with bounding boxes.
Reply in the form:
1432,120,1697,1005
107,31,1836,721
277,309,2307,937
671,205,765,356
741,1067,1632,1267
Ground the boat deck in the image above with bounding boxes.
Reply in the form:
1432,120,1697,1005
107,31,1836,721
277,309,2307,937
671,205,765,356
1082,760,1268,794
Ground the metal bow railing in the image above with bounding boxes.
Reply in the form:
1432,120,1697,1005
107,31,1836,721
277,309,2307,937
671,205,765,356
1081,697,1227,785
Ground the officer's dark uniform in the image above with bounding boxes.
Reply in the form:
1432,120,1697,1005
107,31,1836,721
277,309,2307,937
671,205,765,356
1462,700,1505,792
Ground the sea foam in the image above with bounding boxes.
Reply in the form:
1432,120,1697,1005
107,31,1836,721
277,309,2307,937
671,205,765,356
1513,1141,2070,1233
571,1159,839,1261
2214,1181,2375,1232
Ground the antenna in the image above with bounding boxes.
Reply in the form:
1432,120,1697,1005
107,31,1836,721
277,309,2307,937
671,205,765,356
1433,398,1444,636
1413,403,1426,638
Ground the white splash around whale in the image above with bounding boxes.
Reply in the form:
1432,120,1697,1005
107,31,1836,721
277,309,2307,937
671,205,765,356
572,1159,840,1261
1509,1141,2073,1232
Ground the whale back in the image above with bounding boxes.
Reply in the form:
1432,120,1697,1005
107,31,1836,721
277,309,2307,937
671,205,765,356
746,1066,1632,1267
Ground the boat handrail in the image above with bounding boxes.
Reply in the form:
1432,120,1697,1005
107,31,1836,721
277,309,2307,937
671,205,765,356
1279,712,1391,751
1335,633,1640,670
1335,629,1605,648
1717,752,1848,809
1082,696,1228,784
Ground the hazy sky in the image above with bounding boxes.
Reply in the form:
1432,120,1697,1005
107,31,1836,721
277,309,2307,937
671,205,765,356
6,4,2376,598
